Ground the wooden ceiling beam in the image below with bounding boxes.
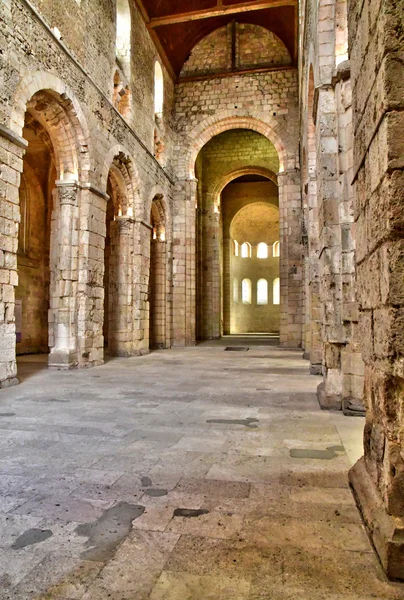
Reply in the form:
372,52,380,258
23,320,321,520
148,0,297,28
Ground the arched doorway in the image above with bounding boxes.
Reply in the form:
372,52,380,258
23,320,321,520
14,88,87,374
104,155,135,357
224,189,280,335
15,117,55,361
194,129,282,342
149,196,168,349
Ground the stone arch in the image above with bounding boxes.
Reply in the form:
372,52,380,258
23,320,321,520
10,70,91,181
101,145,140,216
147,187,171,238
183,114,289,179
212,166,278,210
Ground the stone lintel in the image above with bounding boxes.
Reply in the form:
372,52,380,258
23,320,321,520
349,457,404,581
0,123,28,149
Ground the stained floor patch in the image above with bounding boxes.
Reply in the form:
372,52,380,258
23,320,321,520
145,488,168,497
0,412,15,417
173,508,210,518
224,347,249,352
12,528,53,549
290,445,345,460
75,502,145,561
207,418,259,429
141,476,153,487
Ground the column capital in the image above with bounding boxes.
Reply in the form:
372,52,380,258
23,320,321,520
55,179,80,205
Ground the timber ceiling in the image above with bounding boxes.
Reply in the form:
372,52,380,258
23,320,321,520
135,0,298,78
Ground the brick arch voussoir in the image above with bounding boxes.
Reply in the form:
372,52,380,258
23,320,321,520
184,115,290,179
102,144,140,219
10,71,92,181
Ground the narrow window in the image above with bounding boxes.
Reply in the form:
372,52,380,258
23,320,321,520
257,242,268,259
116,0,131,71
273,278,280,305
241,242,251,258
242,279,252,304
273,241,280,257
233,240,239,257
257,279,268,305
233,278,239,304
154,61,164,116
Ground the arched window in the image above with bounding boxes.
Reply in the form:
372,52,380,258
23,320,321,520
233,240,239,257
154,62,164,116
257,242,268,259
116,0,131,73
233,278,239,304
241,242,251,258
273,278,280,305
273,241,280,257
242,279,252,304
257,279,268,305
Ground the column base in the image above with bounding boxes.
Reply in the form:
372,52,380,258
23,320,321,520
48,349,78,370
317,381,342,410
349,457,404,581
0,377,19,389
342,397,366,417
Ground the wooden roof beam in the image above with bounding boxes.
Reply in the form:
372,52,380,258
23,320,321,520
148,0,297,28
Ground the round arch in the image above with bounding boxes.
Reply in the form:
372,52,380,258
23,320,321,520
182,114,289,179
10,70,91,181
211,166,278,211
102,144,140,217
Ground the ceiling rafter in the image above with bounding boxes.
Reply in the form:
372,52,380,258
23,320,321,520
148,0,297,28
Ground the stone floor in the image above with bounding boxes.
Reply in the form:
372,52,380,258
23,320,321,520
0,343,403,599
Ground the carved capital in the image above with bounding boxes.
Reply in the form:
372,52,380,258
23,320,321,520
56,180,79,206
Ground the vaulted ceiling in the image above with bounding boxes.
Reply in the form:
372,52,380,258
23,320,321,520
134,0,298,78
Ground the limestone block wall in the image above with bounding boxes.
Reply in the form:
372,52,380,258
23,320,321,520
174,68,303,347
180,23,291,79
348,0,404,580
0,0,175,386
299,0,364,410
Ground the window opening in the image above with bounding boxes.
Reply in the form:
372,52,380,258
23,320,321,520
273,241,280,257
273,278,280,305
154,61,164,116
241,242,251,258
242,278,252,304
257,279,268,305
257,242,268,259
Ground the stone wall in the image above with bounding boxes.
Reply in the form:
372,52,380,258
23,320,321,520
299,0,364,410
0,0,174,386
173,67,303,347
348,0,404,580
180,23,291,79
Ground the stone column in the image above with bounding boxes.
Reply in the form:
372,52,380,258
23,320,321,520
0,125,27,388
315,85,344,409
108,216,135,356
48,179,80,369
201,192,221,340
132,219,152,355
150,236,167,349
76,185,108,368
277,169,304,348
172,178,197,346
348,0,404,579
222,235,232,334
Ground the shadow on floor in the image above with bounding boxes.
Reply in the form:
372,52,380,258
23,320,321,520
197,334,281,348
17,354,48,383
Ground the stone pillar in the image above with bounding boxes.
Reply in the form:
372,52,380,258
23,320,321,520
173,178,197,346
132,219,152,355
348,0,404,580
48,180,80,369
315,85,344,409
334,61,365,413
0,125,26,388
223,235,232,334
76,186,108,368
150,237,167,349
108,216,135,356
278,169,304,348
201,192,221,340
